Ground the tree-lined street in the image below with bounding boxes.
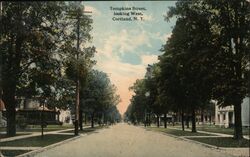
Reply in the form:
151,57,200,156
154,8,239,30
0,1,249,157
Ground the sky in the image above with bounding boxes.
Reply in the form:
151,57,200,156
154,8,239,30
83,1,176,115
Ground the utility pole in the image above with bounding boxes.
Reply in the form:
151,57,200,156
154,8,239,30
0,4,3,157
67,3,91,136
74,6,80,136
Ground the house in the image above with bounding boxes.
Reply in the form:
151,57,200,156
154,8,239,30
2,98,62,126
215,97,250,128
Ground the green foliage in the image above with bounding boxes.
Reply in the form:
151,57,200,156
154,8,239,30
160,1,216,112
160,0,250,139
80,70,121,121
0,2,98,136
126,1,249,139
126,79,148,123
1,1,69,136
65,46,97,84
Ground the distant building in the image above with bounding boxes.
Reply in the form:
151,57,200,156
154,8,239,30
215,97,250,128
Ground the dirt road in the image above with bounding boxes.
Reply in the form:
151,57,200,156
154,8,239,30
34,123,232,157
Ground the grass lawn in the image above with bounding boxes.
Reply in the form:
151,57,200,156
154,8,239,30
16,124,74,132
1,150,30,157
187,137,250,147
196,125,250,135
170,124,250,135
0,134,74,147
147,127,215,136
62,125,109,134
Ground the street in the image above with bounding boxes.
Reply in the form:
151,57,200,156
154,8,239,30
34,123,232,157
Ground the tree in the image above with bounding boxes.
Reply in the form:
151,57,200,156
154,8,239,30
165,0,250,139
144,64,167,128
80,70,120,128
158,54,189,131
206,0,250,140
1,2,66,136
106,105,122,124
159,1,216,132
128,79,149,125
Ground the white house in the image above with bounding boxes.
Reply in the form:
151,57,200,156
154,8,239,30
59,109,72,124
215,97,250,128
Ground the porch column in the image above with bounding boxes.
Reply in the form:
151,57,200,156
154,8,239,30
219,113,223,127
225,112,229,128
232,111,235,124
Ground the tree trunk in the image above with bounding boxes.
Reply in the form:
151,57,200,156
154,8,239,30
234,102,243,140
157,115,160,128
191,109,196,132
79,110,83,130
186,115,190,128
201,110,204,125
148,112,151,126
232,3,243,140
3,83,16,137
172,116,175,126
209,114,212,125
3,35,23,137
164,113,167,128
84,113,87,125
181,112,185,131
91,113,94,128
103,112,105,126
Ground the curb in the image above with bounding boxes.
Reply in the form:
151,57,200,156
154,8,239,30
145,128,236,157
14,126,109,157
15,135,83,157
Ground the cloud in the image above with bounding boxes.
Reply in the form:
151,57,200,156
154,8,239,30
141,54,159,66
93,27,170,114
84,5,101,16
93,28,158,114
96,29,151,59
143,14,153,21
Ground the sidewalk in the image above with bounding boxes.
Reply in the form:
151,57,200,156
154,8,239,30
0,128,75,142
167,126,250,140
